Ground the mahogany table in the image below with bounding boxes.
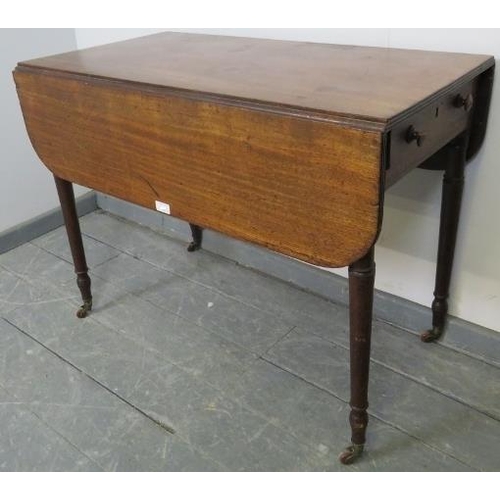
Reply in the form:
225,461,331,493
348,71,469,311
13,32,494,465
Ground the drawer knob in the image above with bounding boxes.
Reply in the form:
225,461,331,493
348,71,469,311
406,125,425,147
454,93,474,112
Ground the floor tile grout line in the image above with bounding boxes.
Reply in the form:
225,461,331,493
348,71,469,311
258,355,480,471
31,237,124,271
2,316,225,471
371,357,500,423
361,411,480,471
19,408,105,471
380,318,500,370
0,264,92,320
137,291,289,359
3,318,173,432
65,277,266,361
297,326,500,424
0,377,104,471
80,213,499,370
261,325,297,357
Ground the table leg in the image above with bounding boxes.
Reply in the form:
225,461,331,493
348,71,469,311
339,247,375,465
187,223,203,252
54,175,92,318
421,133,467,343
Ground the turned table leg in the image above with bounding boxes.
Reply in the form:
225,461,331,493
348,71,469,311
54,175,92,318
339,247,375,464
187,223,203,252
421,133,467,343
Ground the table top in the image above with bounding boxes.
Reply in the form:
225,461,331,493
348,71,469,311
13,33,495,267
18,32,494,128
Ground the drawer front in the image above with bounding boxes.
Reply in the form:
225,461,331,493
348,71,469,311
388,81,475,186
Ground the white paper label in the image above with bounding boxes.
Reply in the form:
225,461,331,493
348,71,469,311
155,200,171,215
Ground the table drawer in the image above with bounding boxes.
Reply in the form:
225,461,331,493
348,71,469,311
388,81,475,185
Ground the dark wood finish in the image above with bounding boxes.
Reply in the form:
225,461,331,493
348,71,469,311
415,66,494,173
339,248,375,464
187,224,203,252
421,134,467,343
386,80,475,187
12,32,495,465
53,176,92,318
16,32,493,126
467,66,495,161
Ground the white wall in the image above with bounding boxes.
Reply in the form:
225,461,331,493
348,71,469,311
74,29,500,332
0,29,85,234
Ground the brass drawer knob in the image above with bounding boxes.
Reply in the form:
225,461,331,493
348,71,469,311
454,93,474,112
406,125,425,147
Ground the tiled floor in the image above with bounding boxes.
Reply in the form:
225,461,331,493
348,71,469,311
0,210,499,471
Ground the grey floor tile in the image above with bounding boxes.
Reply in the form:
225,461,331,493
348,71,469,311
91,252,168,295
31,225,121,268
439,320,500,369
0,318,220,472
83,212,352,344
0,402,101,472
304,309,500,424
0,384,100,472
266,328,500,471
332,320,500,420
91,253,293,354
0,265,61,316
80,211,216,278
0,243,75,290
225,358,473,471
4,301,327,471
82,213,326,303
59,275,259,393
0,256,77,317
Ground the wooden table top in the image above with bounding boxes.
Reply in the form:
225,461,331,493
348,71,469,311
18,32,494,128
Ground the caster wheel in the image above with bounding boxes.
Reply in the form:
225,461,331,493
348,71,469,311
187,241,201,252
421,326,443,343
76,299,92,318
339,444,364,465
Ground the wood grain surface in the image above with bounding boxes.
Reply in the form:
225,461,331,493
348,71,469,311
14,33,495,266
17,32,494,126
15,69,383,267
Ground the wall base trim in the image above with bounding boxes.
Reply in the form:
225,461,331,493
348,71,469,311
0,192,97,255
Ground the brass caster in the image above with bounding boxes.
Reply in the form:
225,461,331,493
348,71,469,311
339,443,364,465
76,299,92,319
420,326,443,343
187,241,201,253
